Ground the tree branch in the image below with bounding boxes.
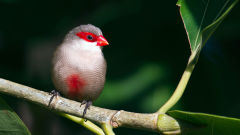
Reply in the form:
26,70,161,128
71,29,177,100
0,78,180,134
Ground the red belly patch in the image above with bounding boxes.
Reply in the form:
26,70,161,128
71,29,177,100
66,74,86,97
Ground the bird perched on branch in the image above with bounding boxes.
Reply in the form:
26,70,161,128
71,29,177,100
51,24,109,118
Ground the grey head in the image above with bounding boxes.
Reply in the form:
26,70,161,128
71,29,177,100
64,24,103,42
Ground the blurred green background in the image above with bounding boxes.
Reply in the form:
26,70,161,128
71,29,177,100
0,0,239,134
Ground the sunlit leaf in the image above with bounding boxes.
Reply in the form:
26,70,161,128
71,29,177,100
177,0,238,52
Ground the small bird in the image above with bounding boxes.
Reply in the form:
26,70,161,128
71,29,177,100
51,24,109,117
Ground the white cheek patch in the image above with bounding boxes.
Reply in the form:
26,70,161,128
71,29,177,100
71,39,101,52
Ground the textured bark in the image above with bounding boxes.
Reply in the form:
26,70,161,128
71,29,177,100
0,78,180,134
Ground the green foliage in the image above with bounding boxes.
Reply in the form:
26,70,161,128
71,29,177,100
177,0,239,52
165,0,240,134
0,97,31,135
168,110,240,135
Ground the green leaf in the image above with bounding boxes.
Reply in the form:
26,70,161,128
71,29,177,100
168,110,240,135
177,0,239,52
0,97,31,135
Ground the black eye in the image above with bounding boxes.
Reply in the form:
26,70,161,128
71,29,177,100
87,35,93,40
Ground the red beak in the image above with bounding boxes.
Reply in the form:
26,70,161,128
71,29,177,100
97,35,109,46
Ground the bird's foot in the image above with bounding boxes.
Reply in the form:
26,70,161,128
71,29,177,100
48,90,60,107
80,100,92,121
80,100,87,107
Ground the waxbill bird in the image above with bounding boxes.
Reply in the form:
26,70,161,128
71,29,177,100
51,24,109,118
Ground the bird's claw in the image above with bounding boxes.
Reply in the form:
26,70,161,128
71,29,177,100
80,100,92,121
48,90,60,107
80,100,87,107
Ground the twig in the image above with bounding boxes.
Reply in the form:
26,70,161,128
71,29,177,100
102,123,115,135
0,78,180,134
61,113,105,135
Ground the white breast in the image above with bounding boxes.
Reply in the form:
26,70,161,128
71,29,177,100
52,40,107,101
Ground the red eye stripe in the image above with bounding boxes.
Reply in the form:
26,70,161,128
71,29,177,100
76,32,98,42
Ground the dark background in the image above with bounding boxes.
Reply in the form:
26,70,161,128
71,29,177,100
0,0,239,134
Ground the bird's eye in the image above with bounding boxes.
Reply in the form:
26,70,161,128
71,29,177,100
76,32,97,42
87,35,93,40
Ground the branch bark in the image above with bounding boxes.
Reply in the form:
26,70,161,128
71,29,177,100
0,78,180,134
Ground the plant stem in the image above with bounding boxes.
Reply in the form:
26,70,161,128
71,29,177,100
158,53,197,114
102,123,115,135
61,113,105,135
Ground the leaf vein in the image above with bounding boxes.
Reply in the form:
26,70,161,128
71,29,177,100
194,0,210,49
